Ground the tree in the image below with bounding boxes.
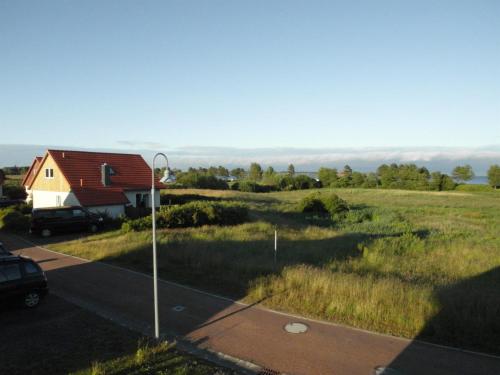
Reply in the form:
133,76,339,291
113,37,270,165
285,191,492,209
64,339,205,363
207,166,218,176
430,172,456,191
230,168,246,179
343,165,353,176
217,166,229,177
249,163,263,181
488,165,500,189
288,164,295,176
351,172,365,187
318,167,338,187
452,165,474,183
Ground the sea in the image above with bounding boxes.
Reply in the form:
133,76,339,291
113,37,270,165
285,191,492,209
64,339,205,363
296,173,489,185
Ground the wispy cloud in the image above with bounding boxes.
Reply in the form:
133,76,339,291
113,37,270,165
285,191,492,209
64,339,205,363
116,140,167,150
1,144,499,174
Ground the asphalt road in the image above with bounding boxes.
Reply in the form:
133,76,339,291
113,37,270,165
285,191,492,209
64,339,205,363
2,232,500,375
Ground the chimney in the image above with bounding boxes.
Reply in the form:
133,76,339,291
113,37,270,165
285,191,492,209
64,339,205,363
101,163,111,186
80,178,83,187
62,152,65,158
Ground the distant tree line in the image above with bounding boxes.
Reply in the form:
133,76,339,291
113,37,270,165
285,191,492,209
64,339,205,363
2,166,30,175
156,162,500,192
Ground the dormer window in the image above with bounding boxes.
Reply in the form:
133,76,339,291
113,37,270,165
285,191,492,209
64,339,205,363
45,168,54,179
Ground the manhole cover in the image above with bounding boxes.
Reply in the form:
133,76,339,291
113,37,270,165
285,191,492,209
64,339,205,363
284,322,308,334
373,366,403,375
172,305,185,312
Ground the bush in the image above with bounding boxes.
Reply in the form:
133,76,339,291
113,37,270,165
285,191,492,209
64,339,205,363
238,181,259,192
176,172,228,190
322,193,349,215
3,184,27,200
455,184,493,192
0,207,30,231
298,193,328,214
298,192,349,217
121,201,248,232
160,194,220,205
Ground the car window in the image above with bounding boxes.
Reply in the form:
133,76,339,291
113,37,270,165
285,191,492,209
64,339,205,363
72,209,87,218
0,264,22,281
24,261,40,275
56,210,73,219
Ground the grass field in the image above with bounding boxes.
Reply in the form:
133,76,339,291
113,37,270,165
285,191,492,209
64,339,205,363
46,188,500,354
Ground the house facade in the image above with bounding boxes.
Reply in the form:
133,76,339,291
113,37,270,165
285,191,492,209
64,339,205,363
25,150,164,218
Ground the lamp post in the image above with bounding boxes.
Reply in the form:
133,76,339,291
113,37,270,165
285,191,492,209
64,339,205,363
151,153,176,339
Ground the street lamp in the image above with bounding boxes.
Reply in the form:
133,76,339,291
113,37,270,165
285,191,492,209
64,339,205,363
151,153,176,339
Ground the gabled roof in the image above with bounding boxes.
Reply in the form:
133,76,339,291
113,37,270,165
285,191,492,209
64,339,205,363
29,150,165,207
22,156,43,187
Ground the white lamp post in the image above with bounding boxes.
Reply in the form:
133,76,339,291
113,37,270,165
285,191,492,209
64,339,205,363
151,153,176,339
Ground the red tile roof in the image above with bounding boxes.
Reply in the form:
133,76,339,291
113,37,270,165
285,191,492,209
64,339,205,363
22,156,43,187
30,150,165,207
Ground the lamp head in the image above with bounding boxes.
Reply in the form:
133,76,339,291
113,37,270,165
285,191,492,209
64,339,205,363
160,167,176,184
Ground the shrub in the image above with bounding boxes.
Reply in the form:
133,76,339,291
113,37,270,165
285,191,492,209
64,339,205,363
322,193,349,215
3,184,27,200
160,194,220,205
298,193,328,214
455,184,493,192
176,172,228,190
238,180,259,192
122,201,248,232
298,192,349,219
0,207,30,231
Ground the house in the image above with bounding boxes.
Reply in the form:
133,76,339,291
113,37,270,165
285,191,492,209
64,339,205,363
22,156,43,203
25,150,164,217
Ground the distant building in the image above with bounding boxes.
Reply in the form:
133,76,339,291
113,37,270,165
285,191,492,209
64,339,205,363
22,156,43,203
215,175,238,182
25,150,164,217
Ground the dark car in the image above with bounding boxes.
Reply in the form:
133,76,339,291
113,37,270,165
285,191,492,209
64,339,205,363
31,206,104,237
0,255,48,308
0,242,13,257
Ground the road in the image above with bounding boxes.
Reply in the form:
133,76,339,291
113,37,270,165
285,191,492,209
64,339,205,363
2,232,500,375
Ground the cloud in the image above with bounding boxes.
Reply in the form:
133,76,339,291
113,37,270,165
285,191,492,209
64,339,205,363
1,144,499,174
116,140,167,150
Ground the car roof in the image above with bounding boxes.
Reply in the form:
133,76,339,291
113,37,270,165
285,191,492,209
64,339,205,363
33,206,83,212
0,255,33,263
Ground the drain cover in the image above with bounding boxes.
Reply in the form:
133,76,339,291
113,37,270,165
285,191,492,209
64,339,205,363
373,366,402,375
284,322,308,334
172,305,185,312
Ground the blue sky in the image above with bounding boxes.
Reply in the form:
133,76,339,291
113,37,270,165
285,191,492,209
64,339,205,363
1,0,499,151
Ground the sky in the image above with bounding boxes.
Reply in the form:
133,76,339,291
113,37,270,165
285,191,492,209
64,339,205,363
1,1,499,161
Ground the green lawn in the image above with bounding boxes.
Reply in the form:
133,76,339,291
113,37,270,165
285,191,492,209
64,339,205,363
46,188,500,355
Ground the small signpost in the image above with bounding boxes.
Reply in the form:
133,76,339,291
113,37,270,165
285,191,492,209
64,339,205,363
274,228,278,267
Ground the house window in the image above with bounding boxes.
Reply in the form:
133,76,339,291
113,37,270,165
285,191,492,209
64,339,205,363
45,168,54,179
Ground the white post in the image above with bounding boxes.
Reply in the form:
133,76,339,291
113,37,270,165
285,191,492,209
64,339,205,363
274,229,277,266
152,158,159,340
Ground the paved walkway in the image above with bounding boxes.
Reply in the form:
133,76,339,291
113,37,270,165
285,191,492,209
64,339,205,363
2,232,500,375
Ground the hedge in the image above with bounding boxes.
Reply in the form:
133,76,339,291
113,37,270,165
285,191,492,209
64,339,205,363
122,201,248,232
0,207,31,231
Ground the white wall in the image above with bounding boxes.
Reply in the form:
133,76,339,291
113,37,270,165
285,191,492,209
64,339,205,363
87,205,125,218
124,190,161,208
32,190,80,208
